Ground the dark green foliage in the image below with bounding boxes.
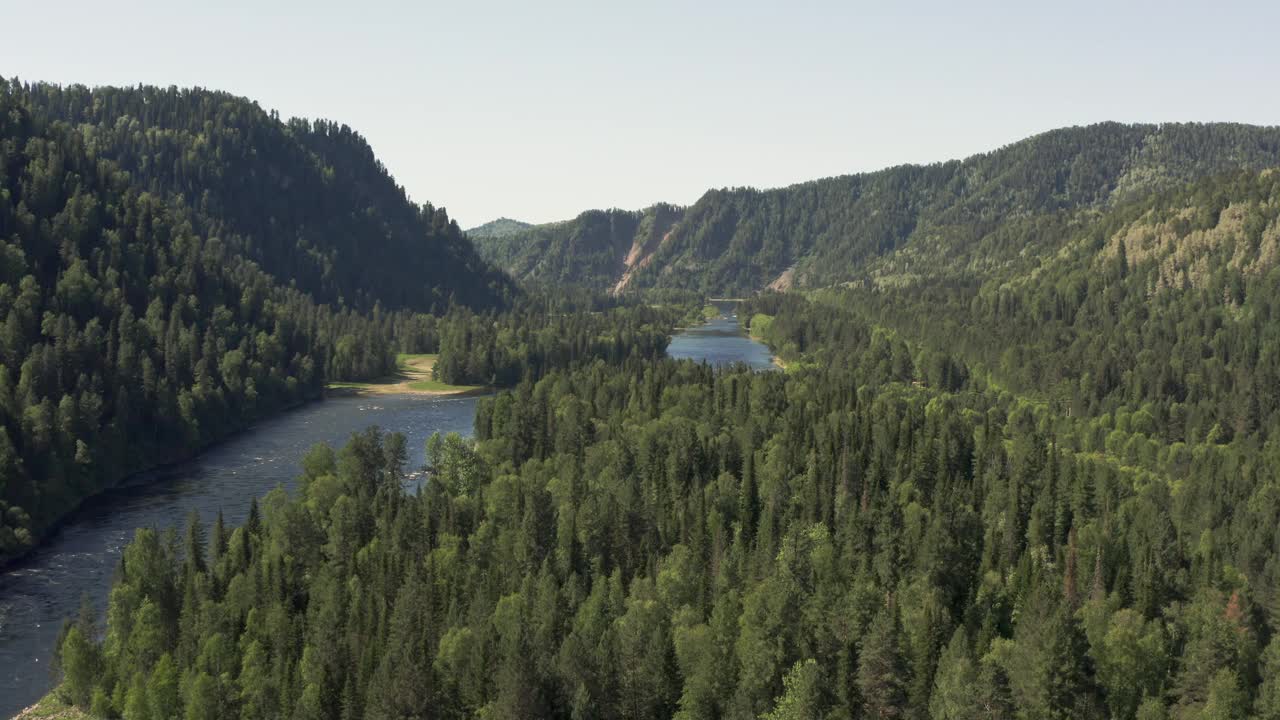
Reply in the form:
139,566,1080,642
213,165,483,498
432,301,679,386
18,80,515,313
63,269,1280,718
480,123,1280,295
0,77,517,561
37,97,1280,719
858,603,909,718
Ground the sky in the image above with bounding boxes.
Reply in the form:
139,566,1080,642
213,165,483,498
3,0,1279,227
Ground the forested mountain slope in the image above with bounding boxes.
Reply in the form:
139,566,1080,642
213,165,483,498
480,123,1280,294
465,217,533,240
45,164,1280,720
477,204,684,291
20,81,514,312
0,78,513,562
807,168,1280,449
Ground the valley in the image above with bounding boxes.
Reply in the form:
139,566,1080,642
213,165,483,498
0,309,772,717
4,77,1280,720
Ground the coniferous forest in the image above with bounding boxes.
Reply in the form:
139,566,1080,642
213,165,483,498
4,72,1280,720
0,77,518,562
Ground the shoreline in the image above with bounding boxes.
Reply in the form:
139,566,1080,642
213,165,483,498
325,384,492,399
325,354,487,397
745,329,787,370
0,393,317,572
0,357,485,572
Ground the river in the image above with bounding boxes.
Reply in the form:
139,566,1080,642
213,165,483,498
667,301,776,370
0,304,772,716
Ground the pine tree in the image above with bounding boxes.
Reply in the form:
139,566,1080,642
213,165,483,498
763,659,824,720
929,628,977,720
365,570,435,719
1257,636,1280,720
857,601,908,719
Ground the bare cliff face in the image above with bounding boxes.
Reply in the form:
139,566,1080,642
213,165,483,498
613,226,678,294
472,203,686,292
766,266,797,292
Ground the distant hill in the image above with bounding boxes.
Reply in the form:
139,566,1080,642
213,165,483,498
474,205,684,291
466,217,534,239
477,123,1280,294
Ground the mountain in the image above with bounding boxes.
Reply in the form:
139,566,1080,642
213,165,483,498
0,78,515,562
465,217,533,239
476,204,684,291
20,81,515,313
39,111,1280,719
58,165,1280,720
477,123,1280,294
755,166,1280,446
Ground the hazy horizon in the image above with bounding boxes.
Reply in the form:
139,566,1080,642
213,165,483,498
6,0,1279,227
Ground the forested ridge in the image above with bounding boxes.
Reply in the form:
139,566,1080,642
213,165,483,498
465,218,533,241
0,78,516,563
477,122,1280,295
19,80,514,312
476,204,684,292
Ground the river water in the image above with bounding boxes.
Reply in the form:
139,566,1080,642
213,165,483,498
667,302,776,370
0,305,770,716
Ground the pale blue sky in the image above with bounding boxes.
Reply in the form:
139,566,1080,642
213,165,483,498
4,0,1278,226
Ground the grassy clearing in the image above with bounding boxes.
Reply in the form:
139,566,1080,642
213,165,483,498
326,354,486,396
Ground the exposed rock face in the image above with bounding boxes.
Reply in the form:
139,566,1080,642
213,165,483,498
767,266,797,292
614,228,677,295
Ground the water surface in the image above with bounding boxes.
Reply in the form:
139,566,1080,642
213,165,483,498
667,301,777,370
0,306,774,716
0,394,478,716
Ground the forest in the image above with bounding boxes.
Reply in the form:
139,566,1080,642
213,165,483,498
0,77,520,562
8,74,1280,720
477,123,1280,295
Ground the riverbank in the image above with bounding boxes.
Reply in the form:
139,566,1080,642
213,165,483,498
746,330,788,370
326,354,489,397
0,391,485,717
0,388,321,572
13,693,90,719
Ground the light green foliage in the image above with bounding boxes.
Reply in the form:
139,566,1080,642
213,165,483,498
475,123,1280,295
1095,609,1168,719
1200,669,1246,720
930,628,978,720
762,659,822,720
748,313,773,341
58,626,100,708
